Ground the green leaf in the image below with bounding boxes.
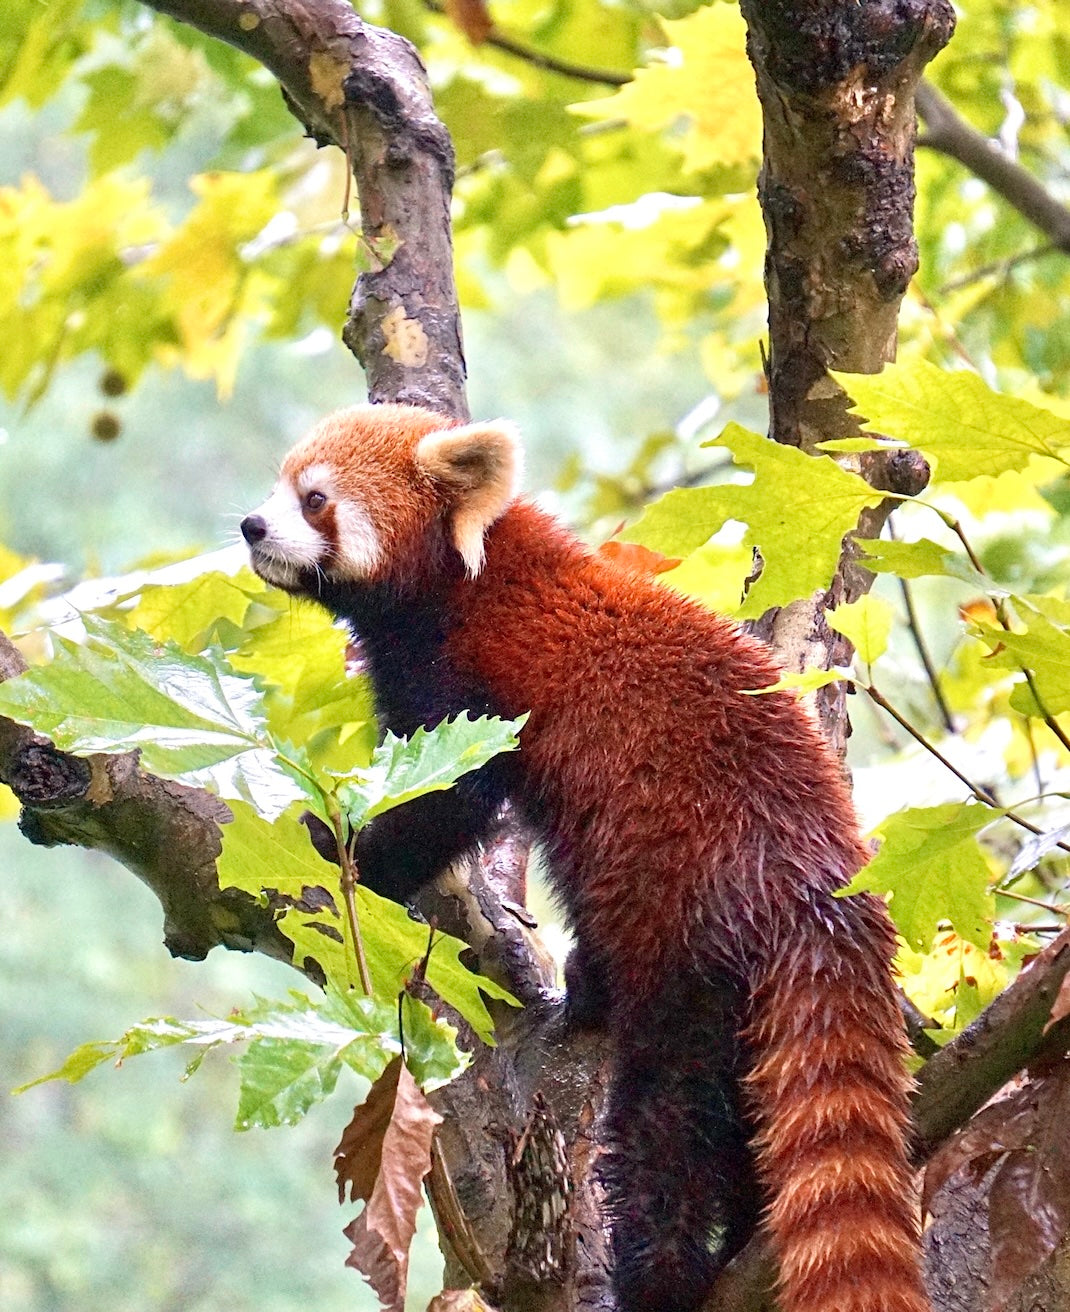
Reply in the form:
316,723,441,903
75,65,169,175
16,1015,268,1092
854,536,985,585
0,615,310,818
838,360,1070,482
625,424,884,617
844,803,995,950
399,992,468,1092
18,989,416,1129
741,666,849,696
974,602,1070,717
14,1040,123,1092
828,595,894,665
235,1036,345,1130
232,990,403,1128
0,2,96,109
230,602,375,763
337,712,528,832
218,804,516,1044
126,568,259,651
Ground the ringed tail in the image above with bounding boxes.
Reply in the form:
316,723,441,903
746,898,928,1312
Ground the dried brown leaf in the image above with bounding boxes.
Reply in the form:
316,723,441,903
987,1059,1070,1310
345,1208,405,1312
1048,970,1070,1031
335,1056,400,1205
922,1076,1032,1215
443,0,493,45
339,1057,443,1311
924,1058,1070,1310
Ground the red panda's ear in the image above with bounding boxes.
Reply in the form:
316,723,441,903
415,421,522,575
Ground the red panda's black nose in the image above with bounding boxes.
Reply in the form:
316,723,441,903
241,514,268,545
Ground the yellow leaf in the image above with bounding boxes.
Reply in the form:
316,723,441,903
0,174,164,397
898,931,1013,1033
0,782,18,822
659,540,753,616
546,198,732,312
741,666,850,697
576,4,761,173
142,170,282,396
828,594,894,665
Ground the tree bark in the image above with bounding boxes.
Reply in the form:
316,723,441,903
739,0,953,747
143,0,467,415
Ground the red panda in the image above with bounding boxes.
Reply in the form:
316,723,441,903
241,402,928,1312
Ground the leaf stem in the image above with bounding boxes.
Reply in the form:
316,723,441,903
996,887,1068,916
893,558,956,732
329,808,373,996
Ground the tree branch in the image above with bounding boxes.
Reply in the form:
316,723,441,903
141,0,467,414
738,0,953,750
0,631,287,963
916,79,1070,254
912,926,1070,1160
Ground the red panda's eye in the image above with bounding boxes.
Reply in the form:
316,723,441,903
304,491,327,514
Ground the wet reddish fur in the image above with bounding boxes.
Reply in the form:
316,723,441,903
449,509,926,1312
280,406,929,1312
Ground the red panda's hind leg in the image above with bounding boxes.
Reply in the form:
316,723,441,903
562,940,614,1032
604,975,760,1312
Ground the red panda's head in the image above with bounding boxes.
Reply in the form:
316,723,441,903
241,403,521,592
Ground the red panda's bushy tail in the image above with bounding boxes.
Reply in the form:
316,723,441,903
745,887,928,1312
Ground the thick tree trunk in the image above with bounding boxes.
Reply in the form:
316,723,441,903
740,0,952,750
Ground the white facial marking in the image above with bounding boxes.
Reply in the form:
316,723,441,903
334,501,382,578
246,465,384,588
298,463,332,496
246,480,324,588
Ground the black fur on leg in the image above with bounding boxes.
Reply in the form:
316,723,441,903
603,974,760,1312
563,939,614,1032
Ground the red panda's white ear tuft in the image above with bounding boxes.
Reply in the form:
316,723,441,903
415,420,522,575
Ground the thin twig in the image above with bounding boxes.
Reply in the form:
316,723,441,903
898,573,955,732
421,0,630,86
864,684,998,805
1023,713,1045,796
938,242,1058,295
888,522,955,732
1020,666,1070,754
997,887,1067,916
331,809,373,995
862,683,1070,854
916,80,1070,254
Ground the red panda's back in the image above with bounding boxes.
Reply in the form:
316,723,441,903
445,501,868,987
